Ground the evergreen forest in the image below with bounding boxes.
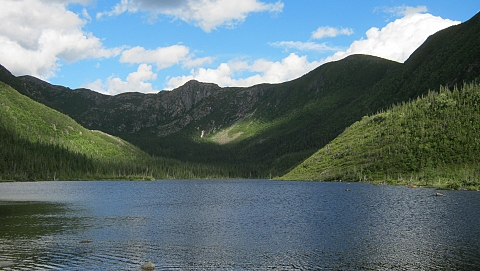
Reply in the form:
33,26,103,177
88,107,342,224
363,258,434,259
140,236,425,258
281,83,480,190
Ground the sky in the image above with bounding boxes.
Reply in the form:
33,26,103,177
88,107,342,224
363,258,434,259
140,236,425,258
0,0,478,95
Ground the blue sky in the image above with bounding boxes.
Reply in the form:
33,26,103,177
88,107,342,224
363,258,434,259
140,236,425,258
0,0,478,95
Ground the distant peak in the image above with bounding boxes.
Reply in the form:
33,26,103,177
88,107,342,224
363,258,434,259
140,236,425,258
186,79,200,84
185,79,219,87
172,80,221,92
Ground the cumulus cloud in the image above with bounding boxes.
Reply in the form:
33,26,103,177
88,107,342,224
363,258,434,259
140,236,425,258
166,53,320,89
311,26,354,40
97,0,284,32
325,11,460,63
83,64,159,95
0,0,120,79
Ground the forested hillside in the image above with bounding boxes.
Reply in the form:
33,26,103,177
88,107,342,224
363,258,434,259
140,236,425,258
281,83,480,190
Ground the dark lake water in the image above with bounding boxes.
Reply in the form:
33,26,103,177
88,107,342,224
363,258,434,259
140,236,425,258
0,180,479,270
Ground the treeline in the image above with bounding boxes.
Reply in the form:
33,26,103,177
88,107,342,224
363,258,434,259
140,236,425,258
281,83,480,190
0,125,93,181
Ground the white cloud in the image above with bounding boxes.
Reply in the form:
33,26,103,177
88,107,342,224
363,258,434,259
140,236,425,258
166,53,320,89
120,45,190,69
311,26,354,39
0,0,120,79
120,45,212,70
325,12,460,63
98,0,284,32
250,53,320,82
169,0,284,32
269,41,341,52
82,79,104,93
83,64,159,95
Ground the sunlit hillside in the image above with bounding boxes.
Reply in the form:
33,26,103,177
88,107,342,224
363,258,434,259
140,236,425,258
281,83,480,190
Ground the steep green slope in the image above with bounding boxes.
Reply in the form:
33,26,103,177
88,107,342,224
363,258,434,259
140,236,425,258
0,81,153,180
281,83,480,190
0,81,213,181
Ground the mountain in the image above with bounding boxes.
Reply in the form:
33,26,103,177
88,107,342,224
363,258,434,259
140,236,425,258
2,55,400,177
2,11,480,178
280,83,480,190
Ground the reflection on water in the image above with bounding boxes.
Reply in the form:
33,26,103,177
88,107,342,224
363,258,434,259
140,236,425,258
0,201,87,270
0,201,68,237
0,180,479,270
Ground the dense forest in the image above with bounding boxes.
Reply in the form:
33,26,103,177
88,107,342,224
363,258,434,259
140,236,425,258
281,83,480,190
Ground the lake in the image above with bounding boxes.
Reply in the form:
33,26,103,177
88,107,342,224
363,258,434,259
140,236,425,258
0,180,479,270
